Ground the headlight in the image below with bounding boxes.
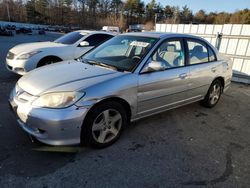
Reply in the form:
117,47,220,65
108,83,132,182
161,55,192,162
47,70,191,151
17,51,41,60
32,92,85,108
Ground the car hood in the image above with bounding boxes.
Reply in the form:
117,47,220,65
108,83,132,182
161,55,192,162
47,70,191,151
10,41,67,55
17,60,122,96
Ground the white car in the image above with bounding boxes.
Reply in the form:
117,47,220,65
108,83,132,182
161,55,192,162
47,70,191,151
5,30,114,75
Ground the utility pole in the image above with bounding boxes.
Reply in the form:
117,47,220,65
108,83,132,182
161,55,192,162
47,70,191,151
154,13,158,31
155,13,158,25
6,2,11,22
173,10,177,24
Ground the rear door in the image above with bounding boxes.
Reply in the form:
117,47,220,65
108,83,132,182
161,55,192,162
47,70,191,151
185,38,219,98
137,38,191,117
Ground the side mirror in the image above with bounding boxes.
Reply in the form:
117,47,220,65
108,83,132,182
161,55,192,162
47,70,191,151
79,41,90,47
141,59,166,73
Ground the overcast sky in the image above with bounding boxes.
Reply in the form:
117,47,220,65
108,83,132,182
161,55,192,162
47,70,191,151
144,0,250,13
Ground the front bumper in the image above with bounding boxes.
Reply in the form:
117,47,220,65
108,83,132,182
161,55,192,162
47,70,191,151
6,58,30,75
9,94,88,146
5,55,41,75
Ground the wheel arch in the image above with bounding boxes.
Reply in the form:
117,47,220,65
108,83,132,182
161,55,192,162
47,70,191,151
83,97,132,126
213,76,225,91
80,97,132,146
37,55,63,67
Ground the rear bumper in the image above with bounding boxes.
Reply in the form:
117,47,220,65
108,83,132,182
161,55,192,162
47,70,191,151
9,95,88,146
223,78,231,93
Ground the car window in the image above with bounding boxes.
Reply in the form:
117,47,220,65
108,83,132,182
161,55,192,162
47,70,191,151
54,32,86,44
152,39,185,68
187,40,209,65
95,44,128,57
84,34,113,46
83,35,158,72
135,46,143,56
208,46,216,62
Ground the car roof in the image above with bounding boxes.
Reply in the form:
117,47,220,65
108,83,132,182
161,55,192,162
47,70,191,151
124,32,219,56
75,30,115,36
122,32,204,40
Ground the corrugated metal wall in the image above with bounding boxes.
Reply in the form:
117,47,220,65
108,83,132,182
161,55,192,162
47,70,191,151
156,24,250,84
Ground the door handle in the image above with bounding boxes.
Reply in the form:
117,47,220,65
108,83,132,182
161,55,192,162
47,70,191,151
211,67,217,72
179,73,188,79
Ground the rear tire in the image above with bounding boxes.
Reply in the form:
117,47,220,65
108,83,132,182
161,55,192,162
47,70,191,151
81,101,127,148
201,80,223,108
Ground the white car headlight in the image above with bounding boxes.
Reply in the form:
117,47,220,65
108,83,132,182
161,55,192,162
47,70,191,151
32,92,85,108
17,51,41,60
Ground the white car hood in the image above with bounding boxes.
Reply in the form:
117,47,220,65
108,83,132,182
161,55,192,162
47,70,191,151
10,41,67,55
18,60,122,96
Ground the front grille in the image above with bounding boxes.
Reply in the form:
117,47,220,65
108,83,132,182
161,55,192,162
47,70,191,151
16,91,33,103
6,51,15,59
14,84,34,103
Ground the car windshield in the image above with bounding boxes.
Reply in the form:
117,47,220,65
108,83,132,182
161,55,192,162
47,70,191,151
54,31,86,44
82,35,158,72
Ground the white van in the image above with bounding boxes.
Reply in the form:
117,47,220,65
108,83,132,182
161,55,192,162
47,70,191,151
102,26,120,33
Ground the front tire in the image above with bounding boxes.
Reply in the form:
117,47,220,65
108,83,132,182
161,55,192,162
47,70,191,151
81,101,127,148
201,80,223,108
37,57,61,67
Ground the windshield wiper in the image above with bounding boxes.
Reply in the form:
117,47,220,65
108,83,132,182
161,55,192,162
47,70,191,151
83,59,124,72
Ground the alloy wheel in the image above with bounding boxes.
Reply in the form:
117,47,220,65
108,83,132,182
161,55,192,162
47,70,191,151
92,109,122,144
209,83,221,105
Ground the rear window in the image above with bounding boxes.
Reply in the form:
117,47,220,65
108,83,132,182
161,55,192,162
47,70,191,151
84,34,113,46
187,40,209,65
55,32,86,45
208,46,216,61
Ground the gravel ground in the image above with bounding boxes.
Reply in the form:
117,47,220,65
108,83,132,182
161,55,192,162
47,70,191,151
0,33,250,188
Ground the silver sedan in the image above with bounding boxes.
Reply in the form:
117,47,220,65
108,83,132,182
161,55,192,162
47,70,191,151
9,32,233,148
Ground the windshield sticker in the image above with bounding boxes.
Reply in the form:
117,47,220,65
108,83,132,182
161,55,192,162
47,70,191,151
130,41,150,48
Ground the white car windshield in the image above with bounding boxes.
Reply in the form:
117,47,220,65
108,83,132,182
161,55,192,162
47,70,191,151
54,31,86,44
82,35,158,72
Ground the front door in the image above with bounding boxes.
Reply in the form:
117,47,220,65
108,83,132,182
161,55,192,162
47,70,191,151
137,38,190,117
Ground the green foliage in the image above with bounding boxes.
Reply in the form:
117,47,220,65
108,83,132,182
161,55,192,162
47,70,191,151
180,5,192,23
124,0,144,16
164,5,174,19
230,9,250,24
